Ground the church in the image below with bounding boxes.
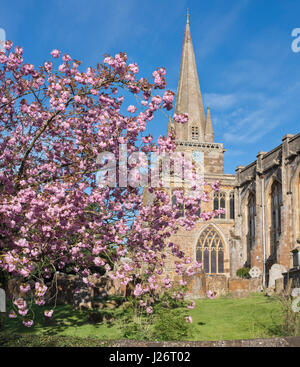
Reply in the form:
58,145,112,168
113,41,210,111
163,15,300,293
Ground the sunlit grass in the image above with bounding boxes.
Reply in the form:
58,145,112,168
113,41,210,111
0,293,291,346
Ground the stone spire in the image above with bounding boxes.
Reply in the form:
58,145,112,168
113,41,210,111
173,13,206,142
167,115,174,133
205,107,214,142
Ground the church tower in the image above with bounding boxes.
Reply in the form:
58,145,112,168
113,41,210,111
169,14,225,175
164,13,237,286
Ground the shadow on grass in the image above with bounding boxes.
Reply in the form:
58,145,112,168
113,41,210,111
3,302,119,337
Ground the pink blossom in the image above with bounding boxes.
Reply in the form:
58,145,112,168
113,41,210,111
173,113,189,124
8,310,17,318
127,105,137,113
20,283,31,293
4,40,13,50
51,49,61,58
35,298,45,306
207,290,217,299
185,316,193,323
146,306,153,314
18,308,28,316
35,282,47,297
44,310,54,318
187,301,195,309
22,319,34,328
93,257,105,266
62,54,71,62
128,63,139,74
211,180,220,192
133,284,143,297
14,298,27,309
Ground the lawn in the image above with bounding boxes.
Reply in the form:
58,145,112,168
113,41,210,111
0,293,296,346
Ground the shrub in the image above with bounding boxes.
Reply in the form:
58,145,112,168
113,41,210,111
236,267,250,279
152,309,192,341
275,293,300,336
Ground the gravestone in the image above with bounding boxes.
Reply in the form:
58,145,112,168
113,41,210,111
268,264,287,289
249,266,261,278
0,288,5,330
0,288,5,313
275,278,284,294
291,288,300,298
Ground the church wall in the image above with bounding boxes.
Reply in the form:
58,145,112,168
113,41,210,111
235,133,300,286
204,150,224,174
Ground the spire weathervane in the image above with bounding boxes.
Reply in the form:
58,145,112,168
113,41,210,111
186,8,190,24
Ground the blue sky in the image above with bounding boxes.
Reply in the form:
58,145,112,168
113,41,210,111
0,0,299,173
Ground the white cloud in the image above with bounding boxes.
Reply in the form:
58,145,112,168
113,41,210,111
195,0,249,60
204,93,237,109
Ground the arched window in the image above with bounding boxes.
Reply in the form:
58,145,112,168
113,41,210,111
270,181,282,245
248,192,256,248
196,226,225,273
230,191,235,219
213,191,226,219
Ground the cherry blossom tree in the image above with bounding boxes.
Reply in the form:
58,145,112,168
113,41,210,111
0,40,223,326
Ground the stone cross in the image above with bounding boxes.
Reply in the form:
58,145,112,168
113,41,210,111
0,288,6,313
249,266,261,278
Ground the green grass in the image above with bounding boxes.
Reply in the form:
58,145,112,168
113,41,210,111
188,293,285,341
0,293,296,346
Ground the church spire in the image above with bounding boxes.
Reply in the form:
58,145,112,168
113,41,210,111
205,107,214,142
174,13,206,142
186,8,190,24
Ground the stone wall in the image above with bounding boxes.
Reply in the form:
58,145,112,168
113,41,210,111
205,275,228,296
184,271,262,298
6,273,121,310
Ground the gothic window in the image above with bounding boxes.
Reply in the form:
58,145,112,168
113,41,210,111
230,191,235,219
213,191,226,219
191,126,199,140
248,192,256,248
271,181,282,244
196,225,225,274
